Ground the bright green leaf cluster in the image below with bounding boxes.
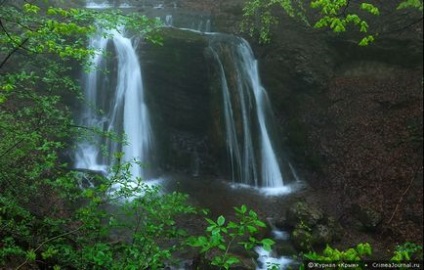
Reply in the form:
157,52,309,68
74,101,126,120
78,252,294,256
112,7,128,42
397,0,423,11
391,242,423,261
187,204,274,269
301,241,422,269
241,0,309,44
23,3,41,14
360,3,380,15
243,0,421,45
311,1,379,45
303,242,372,265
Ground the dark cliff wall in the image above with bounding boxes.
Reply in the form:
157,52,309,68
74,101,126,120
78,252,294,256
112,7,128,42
176,0,423,245
139,28,218,175
264,8,423,246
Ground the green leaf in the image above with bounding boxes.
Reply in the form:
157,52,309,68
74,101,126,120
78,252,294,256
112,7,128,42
397,0,423,11
360,3,380,15
247,225,258,233
217,215,225,226
225,256,240,265
218,244,226,250
260,238,275,251
248,209,258,218
254,220,266,227
358,35,375,46
26,249,36,261
206,218,216,226
227,221,238,229
323,245,334,257
23,3,40,13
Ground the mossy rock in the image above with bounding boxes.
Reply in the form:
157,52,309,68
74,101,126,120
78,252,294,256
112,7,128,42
287,201,344,251
286,201,324,228
351,204,383,232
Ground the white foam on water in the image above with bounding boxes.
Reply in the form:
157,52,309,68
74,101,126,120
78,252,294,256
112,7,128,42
259,186,292,196
108,177,165,201
271,229,290,241
86,1,112,9
119,3,132,8
228,181,305,197
255,246,292,270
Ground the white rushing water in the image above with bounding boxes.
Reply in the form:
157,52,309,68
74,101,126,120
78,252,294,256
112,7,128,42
86,0,132,9
209,35,285,188
255,246,292,270
75,28,153,180
86,0,112,8
74,33,110,174
161,14,212,33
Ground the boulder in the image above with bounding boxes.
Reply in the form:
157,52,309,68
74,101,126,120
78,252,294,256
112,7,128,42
286,201,324,228
286,201,343,251
350,204,383,232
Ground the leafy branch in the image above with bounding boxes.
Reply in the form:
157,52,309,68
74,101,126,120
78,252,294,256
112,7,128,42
242,0,423,45
187,205,274,269
15,225,84,270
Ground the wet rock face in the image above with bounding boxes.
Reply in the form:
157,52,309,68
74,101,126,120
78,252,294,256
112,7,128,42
137,0,422,244
285,201,343,251
139,28,218,174
234,1,423,244
350,204,383,232
286,201,324,227
140,29,210,132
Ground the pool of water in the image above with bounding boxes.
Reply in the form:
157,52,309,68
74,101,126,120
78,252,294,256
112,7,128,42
150,174,306,269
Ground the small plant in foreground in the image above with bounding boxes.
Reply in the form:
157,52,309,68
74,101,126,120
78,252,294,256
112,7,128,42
187,205,275,270
300,241,423,270
391,242,423,261
300,243,372,269
304,242,372,261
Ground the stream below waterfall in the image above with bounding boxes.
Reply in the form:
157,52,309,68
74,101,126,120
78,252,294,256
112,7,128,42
148,174,305,269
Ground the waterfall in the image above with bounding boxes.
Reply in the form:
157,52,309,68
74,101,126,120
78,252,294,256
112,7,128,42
86,1,112,9
205,19,211,33
75,28,153,180
85,1,132,9
160,14,212,33
74,34,110,174
165,14,173,27
209,35,284,187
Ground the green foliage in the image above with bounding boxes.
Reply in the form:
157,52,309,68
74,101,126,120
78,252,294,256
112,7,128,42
1,158,196,269
0,0,160,103
303,242,372,261
1,1,279,269
391,242,423,261
187,205,274,269
76,170,196,270
241,0,309,44
397,0,424,11
292,219,313,251
242,0,422,45
300,241,422,269
0,1,187,269
311,1,380,46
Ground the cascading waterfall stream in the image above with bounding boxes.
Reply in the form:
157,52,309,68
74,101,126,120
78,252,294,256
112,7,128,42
80,0,299,192
75,28,153,180
209,35,285,188
86,1,132,9
75,34,110,174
